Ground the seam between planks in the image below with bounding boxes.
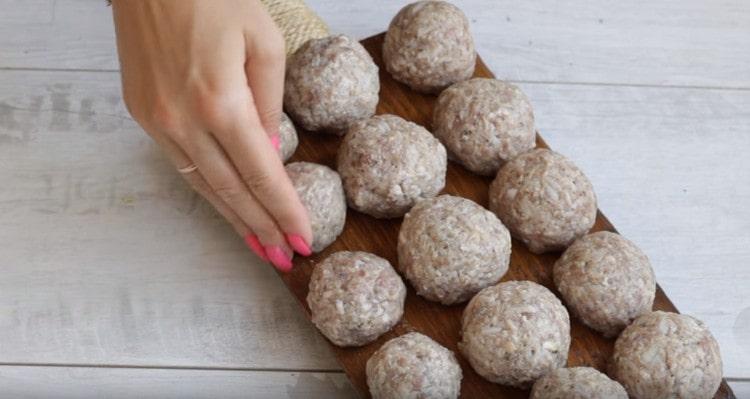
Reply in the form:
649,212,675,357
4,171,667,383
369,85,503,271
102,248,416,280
1,66,749,93
512,79,750,92
0,362,342,374
0,364,746,381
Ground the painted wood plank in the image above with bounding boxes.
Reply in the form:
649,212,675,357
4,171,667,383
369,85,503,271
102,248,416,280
1,69,748,380
729,381,749,398
317,0,750,88
1,0,749,89
0,0,118,71
0,366,355,399
519,81,750,378
0,70,338,370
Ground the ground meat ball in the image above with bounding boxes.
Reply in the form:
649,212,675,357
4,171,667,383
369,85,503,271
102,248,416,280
307,251,406,347
432,78,536,176
489,148,597,254
338,114,447,218
383,1,476,93
530,367,627,399
284,34,379,134
610,311,723,399
366,332,462,399
459,281,571,388
397,195,511,305
553,231,656,337
278,113,299,163
285,162,346,253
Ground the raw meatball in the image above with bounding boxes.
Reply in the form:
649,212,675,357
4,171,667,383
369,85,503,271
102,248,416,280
383,1,476,93
554,231,656,337
610,311,723,399
459,281,570,388
433,78,536,176
307,251,406,347
366,332,462,399
530,367,627,399
398,195,511,305
284,34,379,134
278,113,299,163
338,114,447,218
489,148,597,254
285,162,346,253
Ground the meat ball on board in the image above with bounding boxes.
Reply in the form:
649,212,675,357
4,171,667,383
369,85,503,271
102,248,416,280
285,162,346,253
433,78,536,176
553,231,656,337
366,332,462,399
610,311,723,399
530,367,627,399
398,194,511,305
284,34,379,134
277,112,299,163
338,114,447,218
459,280,571,388
489,148,597,254
307,251,406,347
383,0,476,93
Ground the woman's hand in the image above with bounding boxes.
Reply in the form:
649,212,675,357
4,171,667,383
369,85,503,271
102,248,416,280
112,0,312,271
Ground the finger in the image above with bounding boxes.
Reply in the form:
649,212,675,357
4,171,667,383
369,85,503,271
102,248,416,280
208,98,313,257
155,135,270,262
181,130,295,272
243,12,285,141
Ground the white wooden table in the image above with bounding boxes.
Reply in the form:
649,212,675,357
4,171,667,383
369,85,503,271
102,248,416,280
0,0,748,397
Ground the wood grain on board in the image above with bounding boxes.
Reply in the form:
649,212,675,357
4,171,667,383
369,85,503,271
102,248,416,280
279,33,737,399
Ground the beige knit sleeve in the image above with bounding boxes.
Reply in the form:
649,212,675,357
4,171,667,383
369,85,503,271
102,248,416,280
259,0,329,56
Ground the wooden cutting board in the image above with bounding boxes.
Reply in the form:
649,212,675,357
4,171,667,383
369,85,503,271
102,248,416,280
280,33,736,399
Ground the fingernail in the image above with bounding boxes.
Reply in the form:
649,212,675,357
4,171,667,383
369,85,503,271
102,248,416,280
286,233,312,256
266,246,293,272
244,234,268,261
270,135,281,152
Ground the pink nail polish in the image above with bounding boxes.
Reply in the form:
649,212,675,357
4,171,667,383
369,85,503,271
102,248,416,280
270,135,281,152
266,246,293,272
286,233,312,256
244,234,268,261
